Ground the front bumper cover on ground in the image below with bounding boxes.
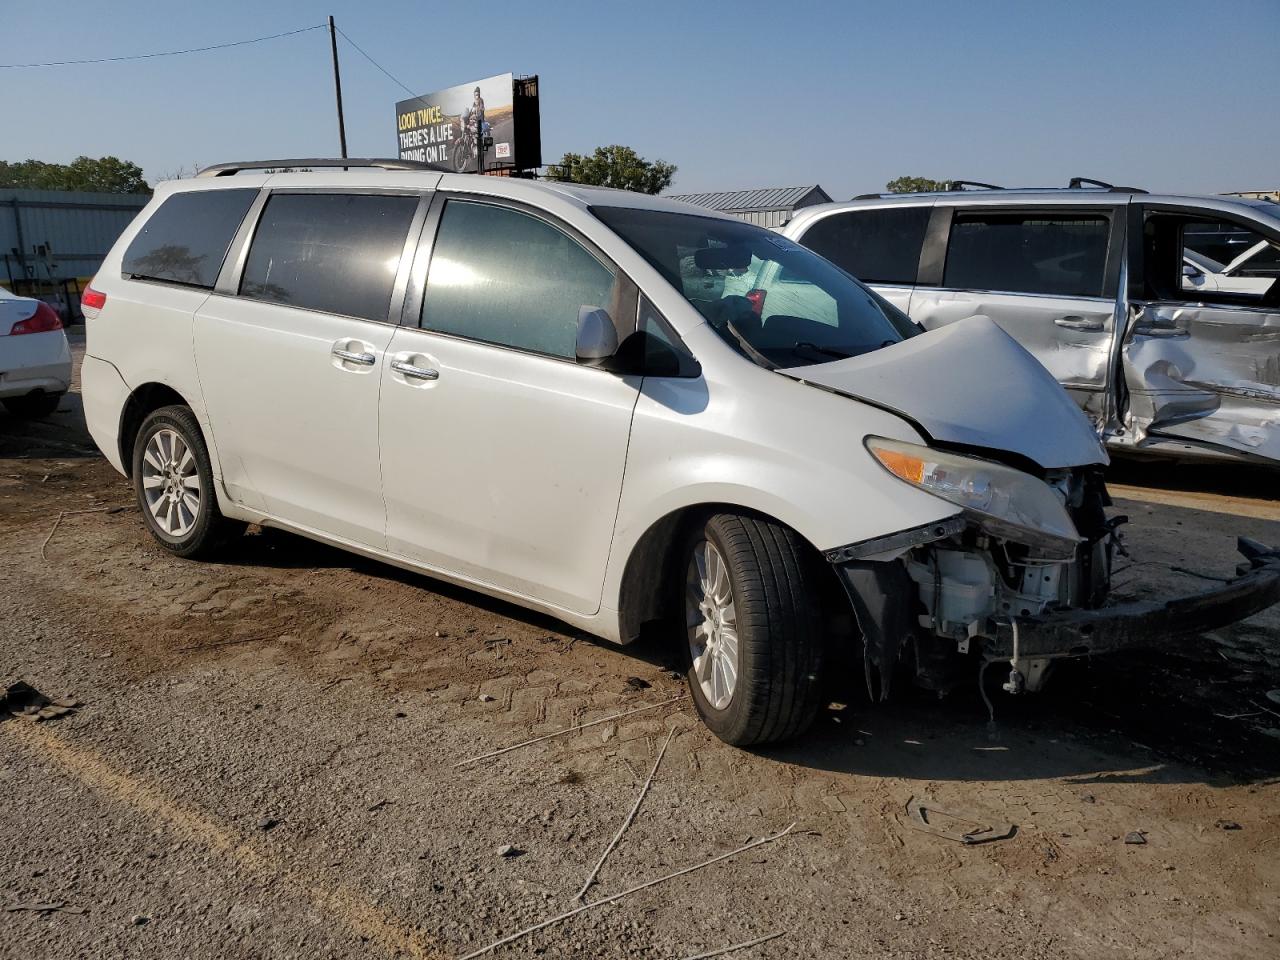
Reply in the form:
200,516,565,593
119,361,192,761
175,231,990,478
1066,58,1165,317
981,537,1280,661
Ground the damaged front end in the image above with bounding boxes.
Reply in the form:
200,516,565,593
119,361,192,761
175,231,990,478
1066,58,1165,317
828,442,1280,704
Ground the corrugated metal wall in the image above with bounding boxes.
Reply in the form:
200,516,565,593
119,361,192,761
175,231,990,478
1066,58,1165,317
667,185,833,230
731,209,793,228
1,189,150,288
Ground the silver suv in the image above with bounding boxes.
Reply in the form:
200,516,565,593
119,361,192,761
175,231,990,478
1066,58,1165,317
778,181,1280,466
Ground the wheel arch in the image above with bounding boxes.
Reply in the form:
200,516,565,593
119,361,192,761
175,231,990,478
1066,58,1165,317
118,382,195,479
614,500,850,646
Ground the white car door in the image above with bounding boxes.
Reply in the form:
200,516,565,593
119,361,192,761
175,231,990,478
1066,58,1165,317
378,197,641,615
195,190,423,547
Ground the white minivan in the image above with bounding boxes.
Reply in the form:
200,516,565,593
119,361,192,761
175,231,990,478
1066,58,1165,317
81,160,1280,745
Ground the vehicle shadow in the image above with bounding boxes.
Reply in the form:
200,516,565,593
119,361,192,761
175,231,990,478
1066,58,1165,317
0,392,99,460
1108,454,1279,503
753,645,1280,788
219,523,1280,789
217,526,591,638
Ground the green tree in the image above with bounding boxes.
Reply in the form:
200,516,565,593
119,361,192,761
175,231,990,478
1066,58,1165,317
0,156,149,194
885,175,950,194
548,145,676,195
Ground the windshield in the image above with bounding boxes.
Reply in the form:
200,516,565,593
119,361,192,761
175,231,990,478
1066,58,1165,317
592,205,916,368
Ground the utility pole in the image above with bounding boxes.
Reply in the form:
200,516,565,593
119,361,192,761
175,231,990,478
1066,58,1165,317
328,16,348,160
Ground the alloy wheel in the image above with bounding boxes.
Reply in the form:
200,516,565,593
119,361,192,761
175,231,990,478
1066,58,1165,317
140,428,201,537
686,539,740,710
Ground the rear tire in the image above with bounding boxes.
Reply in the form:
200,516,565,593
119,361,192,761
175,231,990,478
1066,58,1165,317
3,391,62,418
131,405,243,559
678,512,826,745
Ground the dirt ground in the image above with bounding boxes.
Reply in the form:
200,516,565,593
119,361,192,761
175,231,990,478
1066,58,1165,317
2,335,1278,960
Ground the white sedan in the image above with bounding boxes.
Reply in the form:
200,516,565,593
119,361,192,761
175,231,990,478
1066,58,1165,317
1182,244,1278,297
0,288,72,418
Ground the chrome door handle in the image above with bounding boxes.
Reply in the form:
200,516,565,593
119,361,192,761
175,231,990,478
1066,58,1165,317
1053,315,1104,331
332,347,376,365
390,359,439,381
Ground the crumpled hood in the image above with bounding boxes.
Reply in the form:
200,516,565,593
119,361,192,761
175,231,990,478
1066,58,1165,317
781,315,1108,469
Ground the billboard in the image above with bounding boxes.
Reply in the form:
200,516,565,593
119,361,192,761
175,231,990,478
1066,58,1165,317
395,73,540,174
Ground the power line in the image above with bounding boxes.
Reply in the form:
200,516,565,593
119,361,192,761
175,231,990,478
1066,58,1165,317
334,26,420,101
0,24,326,69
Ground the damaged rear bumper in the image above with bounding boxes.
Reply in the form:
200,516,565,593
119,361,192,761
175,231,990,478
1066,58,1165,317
981,537,1280,662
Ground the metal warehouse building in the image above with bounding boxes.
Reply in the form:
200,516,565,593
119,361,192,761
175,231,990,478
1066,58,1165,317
2,188,149,320
667,184,832,228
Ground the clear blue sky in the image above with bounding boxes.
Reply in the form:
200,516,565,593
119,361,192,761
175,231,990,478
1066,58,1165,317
4,0,1277,197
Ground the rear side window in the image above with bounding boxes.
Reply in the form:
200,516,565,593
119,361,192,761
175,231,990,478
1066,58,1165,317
240,193,419,321
799,207,929,285
420,200,616,359
944,212,1110,297
122,189,257,289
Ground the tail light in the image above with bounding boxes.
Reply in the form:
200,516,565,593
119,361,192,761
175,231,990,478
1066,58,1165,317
745,288,767,316
81,286,107,311
9,301,63,336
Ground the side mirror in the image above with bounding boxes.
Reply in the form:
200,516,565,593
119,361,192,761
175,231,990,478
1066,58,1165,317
575,306,619,366
1181,263,1201,279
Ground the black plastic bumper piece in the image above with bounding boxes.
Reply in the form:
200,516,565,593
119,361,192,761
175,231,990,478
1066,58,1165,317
983,537,1280,661
832,560,916,702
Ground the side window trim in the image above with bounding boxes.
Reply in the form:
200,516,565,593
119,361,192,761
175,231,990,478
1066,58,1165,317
932,204,1117,300
917,205,953,287
215,188,270,295
400,191,447,326
1100,204,1126,300
1126,200,1145,301
407,193,639,362
388,194,433,325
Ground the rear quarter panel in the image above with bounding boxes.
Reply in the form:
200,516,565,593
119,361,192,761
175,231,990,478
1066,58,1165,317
83,177,272,472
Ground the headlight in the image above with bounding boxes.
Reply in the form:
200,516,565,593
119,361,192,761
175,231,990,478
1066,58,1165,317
866,437,1080,554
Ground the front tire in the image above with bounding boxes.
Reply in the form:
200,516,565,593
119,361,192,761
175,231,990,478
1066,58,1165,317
679,513,826,746
451,139,470,173
3,391,62,418
131,405,242,558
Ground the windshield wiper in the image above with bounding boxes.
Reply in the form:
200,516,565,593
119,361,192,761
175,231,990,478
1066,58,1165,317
724,319,777,370
792,341,854,361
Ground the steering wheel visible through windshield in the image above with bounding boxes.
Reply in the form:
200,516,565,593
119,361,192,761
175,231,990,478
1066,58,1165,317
591,204,917,368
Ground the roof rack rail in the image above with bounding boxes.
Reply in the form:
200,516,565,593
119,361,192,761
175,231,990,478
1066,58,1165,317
850,178,1005,201
196,158,437,178
946,180,1003,191
1068,176,1147,194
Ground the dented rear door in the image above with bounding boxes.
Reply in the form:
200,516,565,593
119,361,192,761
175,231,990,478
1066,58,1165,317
1119,204,1280,462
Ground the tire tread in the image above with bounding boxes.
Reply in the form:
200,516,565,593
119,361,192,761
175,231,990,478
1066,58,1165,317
685,512,826,745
